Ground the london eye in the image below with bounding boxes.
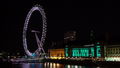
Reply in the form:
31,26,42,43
23,5,47,57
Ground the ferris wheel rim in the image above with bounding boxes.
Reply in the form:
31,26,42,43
23,5,47,57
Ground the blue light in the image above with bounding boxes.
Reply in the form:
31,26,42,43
32,53,36,57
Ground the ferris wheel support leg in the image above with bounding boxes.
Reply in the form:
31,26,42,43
34,32,46,56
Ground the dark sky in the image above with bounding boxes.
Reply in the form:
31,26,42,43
1,0,120,53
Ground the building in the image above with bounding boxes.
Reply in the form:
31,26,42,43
48,41,104,61
48,49,65,59
65,41,104,61
105,45,120,61
48,40,120,61
64,31,76,44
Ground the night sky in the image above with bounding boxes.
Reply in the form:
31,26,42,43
1,0,120,54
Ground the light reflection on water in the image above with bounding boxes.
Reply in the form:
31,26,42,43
12,62,100,68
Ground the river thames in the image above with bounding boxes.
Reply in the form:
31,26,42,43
10,62,115,68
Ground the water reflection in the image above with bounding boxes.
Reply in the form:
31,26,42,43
65,65,97,68
44,62,64,68
13,62,101,68
22,63,44,68
21,62,64,68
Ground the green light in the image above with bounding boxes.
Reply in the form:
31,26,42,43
96,46,101,57
81,49,83,57
72,48,80,57
91,47,94,57
71,48,91,57
85,49,89,57
97,46,100,47
72,50,74,56
97,42,100,45
79,48,89,57
65,48,68,57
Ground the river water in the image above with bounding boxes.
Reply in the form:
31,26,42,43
10,62,113,68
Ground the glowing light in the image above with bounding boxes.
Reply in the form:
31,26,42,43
56,63,60,67
50,63,53,68
72,48,79,57
96,67,100,68
97,42,100,45
75,65,78,68
96,46,101,57
53,63,56,68
90,47,94,57
46,62,50,68
50,56,64,59
49,49,65,59
65,48,69,57
105,57,120,61
67,65,71,68
71,48,90,57
32,53,36,57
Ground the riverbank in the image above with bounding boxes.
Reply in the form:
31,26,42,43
45,59,120,66
10,58,120,67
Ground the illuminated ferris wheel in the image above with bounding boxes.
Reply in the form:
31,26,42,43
23,5,47,57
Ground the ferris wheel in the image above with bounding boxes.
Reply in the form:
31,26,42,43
23,5,47,57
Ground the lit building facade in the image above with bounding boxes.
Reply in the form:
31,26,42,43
48,41,120,61
65,46,95,58
105,45,120,61
48,49,65,59
65,41,104,60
